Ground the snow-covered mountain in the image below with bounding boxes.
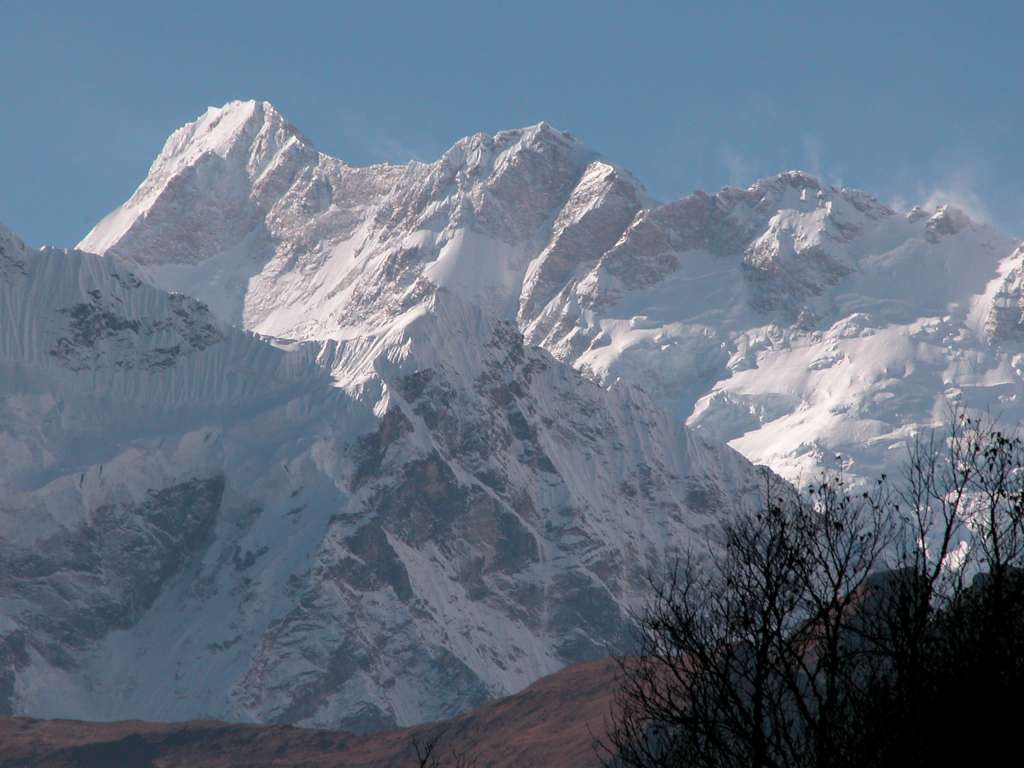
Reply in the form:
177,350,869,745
0,216,762,731
81,100,1024,485
6,98,1024,733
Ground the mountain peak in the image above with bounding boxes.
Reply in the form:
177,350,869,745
765,169,824,189
442,121,589,173
0,222,29,276
925,204,974,241
494,120,579,151
0,222,26,251
79,100,320,262
741,170,893,220
153,99,306,170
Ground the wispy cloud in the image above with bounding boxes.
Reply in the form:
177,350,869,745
801,134,823,180
800,134,844,187
366,135,426,164
882,166,991,224
316,106,437,166
881,144,1002,226
918,172,992,223
881,156,992,222
720,145,752,187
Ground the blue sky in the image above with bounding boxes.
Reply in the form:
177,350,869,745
2,0,1022,246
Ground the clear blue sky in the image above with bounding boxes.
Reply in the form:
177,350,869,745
2,0,1022,247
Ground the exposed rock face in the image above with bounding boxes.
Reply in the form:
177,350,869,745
985,244,1024,341
0,477,225,714
217,289,760,730
49,285,222,372
518,160,648,324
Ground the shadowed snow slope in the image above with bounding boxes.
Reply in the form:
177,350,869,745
1,219,764,732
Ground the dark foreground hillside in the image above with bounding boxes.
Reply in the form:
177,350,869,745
0,658,617,767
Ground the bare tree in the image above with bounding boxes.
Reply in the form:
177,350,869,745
411,728,478,768
604,411,1024,768
604,469,891,768
850,412,1024,766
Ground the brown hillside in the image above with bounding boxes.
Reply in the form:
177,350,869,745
0,657,619,767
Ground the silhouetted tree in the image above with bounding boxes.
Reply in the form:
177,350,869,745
604,410,1024,768
411,727,478,768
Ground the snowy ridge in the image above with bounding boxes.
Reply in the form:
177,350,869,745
80,102,647,344
533,176,1024,480
81,101,314,261
0,237,329,411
